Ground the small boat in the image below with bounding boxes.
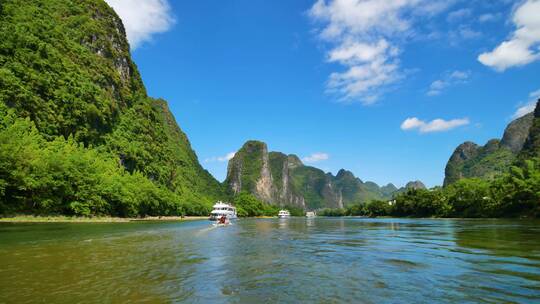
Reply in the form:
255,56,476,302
213,219,231,227
306,211,316,218
278,210,290,219
209,201,237,222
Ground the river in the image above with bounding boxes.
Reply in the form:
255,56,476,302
1,218,539,303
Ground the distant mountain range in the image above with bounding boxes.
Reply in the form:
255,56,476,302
226,102,540,209
224,141,425,210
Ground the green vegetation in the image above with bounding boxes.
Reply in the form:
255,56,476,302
521,108,540,159
0,0,225,217
0,105,211,217
268,152,287,192
288,166,330,209
233,192,277,217
320,158,540,218
0,0,144,145
225,141,266,193
233,192,304,217
445,113,534,186
445,141,516,186
2,0,539,220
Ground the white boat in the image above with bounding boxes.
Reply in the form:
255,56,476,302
209,201,237,221
278,210,290,218
306,211,316,218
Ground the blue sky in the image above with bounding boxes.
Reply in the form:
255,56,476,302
105,0,540,188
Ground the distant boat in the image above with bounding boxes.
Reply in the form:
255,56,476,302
306,211,316,218
209,201,237,221
278,210,291,218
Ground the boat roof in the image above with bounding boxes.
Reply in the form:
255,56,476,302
212,202,235,208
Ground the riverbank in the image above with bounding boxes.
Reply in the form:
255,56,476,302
0,215,208,223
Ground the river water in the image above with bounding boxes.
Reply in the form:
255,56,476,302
1,218,539,303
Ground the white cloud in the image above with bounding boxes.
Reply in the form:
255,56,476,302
105,0,175,49
401,117,470,133
513,102,536,119
308,0,454,104
427,70,470,96
458,27,482,39
205,152,236,163
447,25,482,45
478,0,540,71
478,13,501,23
512,88,540,119
447,8,472,23
302,153,330,163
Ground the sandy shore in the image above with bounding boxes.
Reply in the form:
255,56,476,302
0,215,208,223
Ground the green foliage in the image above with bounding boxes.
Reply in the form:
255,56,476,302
393,189,449,217
282,205,305,217
0,0,144,144
346,204,367,216
289,167,393,210
289,166,329,209
231,192,305,217
0,0,225,216
225,141,266,193
318,208,347,217
445,112,536,186
105,99,224,204
268,152,287,192
319,200,388,217
444,179,493,217
365,200,392,217
521,108,540,159
319,159,540,218
464,148,515,181
0,107,207,217
233,192,278,217
445,142,516,186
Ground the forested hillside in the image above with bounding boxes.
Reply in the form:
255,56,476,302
444,113,534,185
0,0,224,216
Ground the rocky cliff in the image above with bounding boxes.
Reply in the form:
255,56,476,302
444,111,535,186
225,140,402,210
520,100,540,159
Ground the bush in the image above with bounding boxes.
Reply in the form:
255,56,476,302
366,200,392,217
0,106,209,217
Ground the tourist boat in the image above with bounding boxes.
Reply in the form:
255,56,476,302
306,211,316,218
209,201,237,221
278,210,291,218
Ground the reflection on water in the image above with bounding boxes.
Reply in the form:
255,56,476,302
1,218,539,303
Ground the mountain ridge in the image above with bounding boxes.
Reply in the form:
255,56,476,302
444,112,535,186
0,0,224,215
225,140,420,210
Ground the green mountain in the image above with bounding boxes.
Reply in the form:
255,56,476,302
0,0,223,216
444,112,534,186
225,140,405,210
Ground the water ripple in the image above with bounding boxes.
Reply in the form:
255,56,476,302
1,218,539,303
